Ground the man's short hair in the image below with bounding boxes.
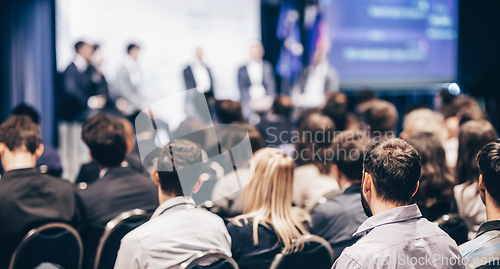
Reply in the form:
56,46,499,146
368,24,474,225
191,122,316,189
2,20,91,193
127,44,140,53
273,95,293,118
332,131,371,181
365,100,399,134
157,139,203,197
363,138,421,205
478,141,500,206
75,41,87,52
0,115,41,154
11,104,40,125
215,100,244,124
403,108,447,142
82,113,127,167
323,93,349,131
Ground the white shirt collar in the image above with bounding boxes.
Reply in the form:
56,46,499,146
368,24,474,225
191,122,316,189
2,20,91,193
74,54,89,73
151,196,196,219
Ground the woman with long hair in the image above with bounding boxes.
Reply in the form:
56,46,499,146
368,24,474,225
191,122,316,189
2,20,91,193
454,120,498,238
406,132,455,221
227,148,310,269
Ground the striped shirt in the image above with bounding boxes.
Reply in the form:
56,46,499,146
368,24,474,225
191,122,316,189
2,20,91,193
460,220,500,269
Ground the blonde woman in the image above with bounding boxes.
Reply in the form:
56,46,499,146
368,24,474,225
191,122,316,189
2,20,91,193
226,148,310,269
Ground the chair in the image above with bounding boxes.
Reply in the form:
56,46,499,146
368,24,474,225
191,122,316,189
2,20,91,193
269,235,334,269
93,209,151,269
9,222,83,269
434,213,469,245
179,250,239,269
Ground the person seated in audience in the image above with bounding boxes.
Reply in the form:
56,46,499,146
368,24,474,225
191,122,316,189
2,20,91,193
406,132,457,221
454,120,498,239
76,113,158,268
310,131,370,260
211,123,265,217
400,108,448,142
323,93,360,132
460,141,500,268
115,139,231,269
293,113,340,211
257,95,293,147
227,148,310,269
363,99,398,142
1,104,63,177
215,100,245,124
0,116,80,268
333,138,464,269
75,117,147,185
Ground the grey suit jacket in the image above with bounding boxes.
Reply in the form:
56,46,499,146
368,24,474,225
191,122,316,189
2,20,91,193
116,65,145,111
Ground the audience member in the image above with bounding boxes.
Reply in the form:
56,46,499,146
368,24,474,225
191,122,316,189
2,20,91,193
7,104,63,177
212,123,265,217
257,95,294,147
460,141,500,268
333,138,464,269
454,120,498,238
310,131,370,260
227,148,309,269
354,89,376,116
293,113,340,211
115,139,231,268
406,132,456,221
76,113,158,268
215,100,245,124
0,116,80,268
75,117,147,185
323,93,360,132
363,100,398,142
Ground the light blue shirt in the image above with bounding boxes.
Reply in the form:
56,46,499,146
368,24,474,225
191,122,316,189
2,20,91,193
114,197,232,269
333,204,465,269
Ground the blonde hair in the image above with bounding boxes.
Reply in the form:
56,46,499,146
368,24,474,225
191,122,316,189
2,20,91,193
403,108,448,142
232,148,310,254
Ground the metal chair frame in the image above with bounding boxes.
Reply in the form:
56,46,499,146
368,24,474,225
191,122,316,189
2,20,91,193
179,250,239,269
93,208,150,269
269,234,334,269
9,222,83,269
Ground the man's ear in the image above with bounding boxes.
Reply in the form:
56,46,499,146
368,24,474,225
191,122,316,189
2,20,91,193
191,176,204,195
362,172,372,194
34,144,44,159
152,169,160,186
400,130,408,140
412,181,420,198
0,143,6,155
478,174,486,203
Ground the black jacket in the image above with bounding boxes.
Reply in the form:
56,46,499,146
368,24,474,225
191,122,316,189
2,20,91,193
0,168,80,269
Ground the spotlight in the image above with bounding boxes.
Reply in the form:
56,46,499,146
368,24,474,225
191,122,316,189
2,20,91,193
448,83,460,95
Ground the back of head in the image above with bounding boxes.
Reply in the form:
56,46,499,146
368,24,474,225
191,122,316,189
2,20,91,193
11,104,40,125
238,148,308,254
220,123,265,168
477,141,500,207
273,95,293,118
157,139,203,197
458,106,487,126
215,100,244,124
74,41,86,52
363,138,421,205
457,120,498,185
365,100,398,135
332,131,371,181
323,93,349,131
0,115,41,154
82,113,127,167
402,108,448,142
406,132,454,209
296,113,336,174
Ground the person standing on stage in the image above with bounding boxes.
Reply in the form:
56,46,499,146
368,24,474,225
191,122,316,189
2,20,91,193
116,44,147,115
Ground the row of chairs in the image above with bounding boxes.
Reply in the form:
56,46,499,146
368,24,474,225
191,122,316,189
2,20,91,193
9,208,335,269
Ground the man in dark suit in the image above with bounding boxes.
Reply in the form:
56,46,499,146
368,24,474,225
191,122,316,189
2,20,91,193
238,42,276,117
62,41,107,122
76,113,158,268
184,47,215,123
0,116,80,269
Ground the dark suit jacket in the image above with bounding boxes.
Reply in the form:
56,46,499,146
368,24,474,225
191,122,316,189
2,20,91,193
0,168,80,268
76,166,158,268
237,60,276,116
183,65,214,99
62,63,107,122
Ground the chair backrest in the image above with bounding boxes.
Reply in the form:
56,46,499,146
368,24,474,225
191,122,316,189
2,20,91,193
9,222,83,269
93,209,151,269
269,235,334,269
179,250,239,269
434,213,469,245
